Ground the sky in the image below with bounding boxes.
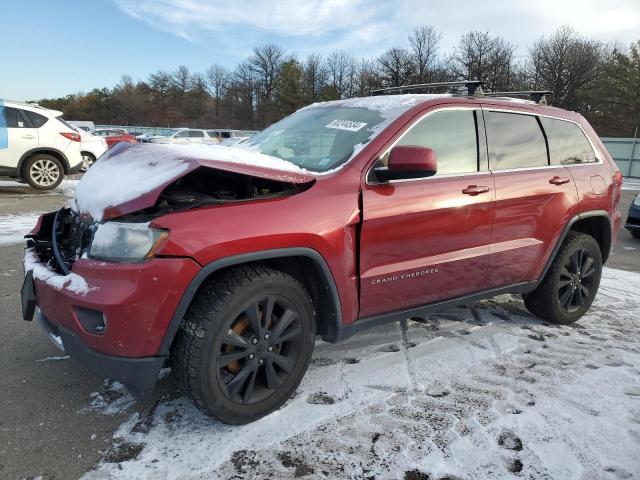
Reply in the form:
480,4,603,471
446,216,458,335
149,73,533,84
2,0,639,101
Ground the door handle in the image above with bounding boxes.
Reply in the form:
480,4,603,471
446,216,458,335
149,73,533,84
549,176,570,185
21,134,35,140
462,185,490,195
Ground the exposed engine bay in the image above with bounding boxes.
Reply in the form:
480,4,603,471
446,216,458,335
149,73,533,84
26,167,311,272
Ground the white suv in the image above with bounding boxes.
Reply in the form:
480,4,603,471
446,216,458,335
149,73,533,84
0,100,83,190
148,128,219,145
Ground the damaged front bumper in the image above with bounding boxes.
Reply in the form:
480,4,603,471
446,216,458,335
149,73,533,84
21,210,201,391
34,307,165,392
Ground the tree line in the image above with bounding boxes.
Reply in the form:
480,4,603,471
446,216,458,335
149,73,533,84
37,25,640,137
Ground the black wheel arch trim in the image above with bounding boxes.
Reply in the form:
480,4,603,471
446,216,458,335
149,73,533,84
535,209,611,287
18,148,71,175
158,247,343,355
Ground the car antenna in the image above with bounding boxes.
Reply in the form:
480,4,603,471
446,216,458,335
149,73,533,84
370,80,485,97
484,90,553,105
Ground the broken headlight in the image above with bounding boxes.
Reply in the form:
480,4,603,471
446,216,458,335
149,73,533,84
89,222,168,261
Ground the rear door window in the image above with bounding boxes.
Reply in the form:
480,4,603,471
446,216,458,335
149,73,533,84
486,111,548,170
24,110,48,128
189,130,204,138
541,117,597,165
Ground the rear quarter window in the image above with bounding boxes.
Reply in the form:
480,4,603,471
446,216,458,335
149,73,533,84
541,117,597,165
486,111,548,170
25,110,48,128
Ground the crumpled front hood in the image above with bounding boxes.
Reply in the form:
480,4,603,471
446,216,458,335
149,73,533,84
71,143,315,221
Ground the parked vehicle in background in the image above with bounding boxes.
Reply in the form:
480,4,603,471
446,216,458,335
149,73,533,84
68,120,95,132
69,125,107,171
90,128,138,148
136,132,163,143
626,194,640,239
149,128,218,145
22,83,623,424
208,129,258,144
0,100,83,190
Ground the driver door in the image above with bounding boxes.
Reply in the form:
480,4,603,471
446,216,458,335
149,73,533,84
359,107,495,318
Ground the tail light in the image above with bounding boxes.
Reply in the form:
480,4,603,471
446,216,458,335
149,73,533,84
60,132,81,142
613,170,623,206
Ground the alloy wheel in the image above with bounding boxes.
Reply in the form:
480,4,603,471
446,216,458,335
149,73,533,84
217,295,303,405
30,159,60,187
80,154,94,172
557,248,597,313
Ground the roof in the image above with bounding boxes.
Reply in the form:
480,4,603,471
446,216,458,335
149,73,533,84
1,99,63,117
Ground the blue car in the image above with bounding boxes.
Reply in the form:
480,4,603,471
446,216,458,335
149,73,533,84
626,194,640,239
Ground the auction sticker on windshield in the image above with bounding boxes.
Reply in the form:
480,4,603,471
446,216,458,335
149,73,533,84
325,119,368,132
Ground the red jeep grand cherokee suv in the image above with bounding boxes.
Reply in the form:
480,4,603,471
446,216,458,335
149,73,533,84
21,85,623,424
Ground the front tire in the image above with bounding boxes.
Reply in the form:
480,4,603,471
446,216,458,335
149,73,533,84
171,266,316,424
524,232,602,324
23,154,64,190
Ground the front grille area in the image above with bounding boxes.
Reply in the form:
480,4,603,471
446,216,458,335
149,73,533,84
27,208,93,274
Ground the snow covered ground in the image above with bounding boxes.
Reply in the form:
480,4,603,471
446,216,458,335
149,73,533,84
84,267,640,480
623,177,640,191
0,212,45,246
0,180,77,246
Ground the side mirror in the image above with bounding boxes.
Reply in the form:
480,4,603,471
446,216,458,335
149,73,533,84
374,145,437,182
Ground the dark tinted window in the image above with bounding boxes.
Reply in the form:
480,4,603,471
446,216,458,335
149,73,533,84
189,130,204,138
4,107,25,128
379,110,478,175
24,110,48,128
486,112,547,169
541,117,597,165
221,131,231,138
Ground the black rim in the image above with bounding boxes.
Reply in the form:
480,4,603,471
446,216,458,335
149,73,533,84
216,295,303,405
557,248,597,313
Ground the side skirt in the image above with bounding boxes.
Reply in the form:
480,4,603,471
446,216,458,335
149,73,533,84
333,281,537,342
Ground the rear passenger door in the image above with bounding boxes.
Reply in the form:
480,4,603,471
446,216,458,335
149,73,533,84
483,108,579,289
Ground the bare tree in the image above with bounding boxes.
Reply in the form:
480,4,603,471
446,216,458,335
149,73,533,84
206,64,229,116
449,31,517,91
249,43,286,104
529,25,605,108
302,53,327,102
378,47,414,87
325,50,356,98
171,65,192,95
408,25,442,83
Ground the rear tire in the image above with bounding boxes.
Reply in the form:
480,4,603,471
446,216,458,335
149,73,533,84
23,154,64,190
171,266,315,424
80,152,96,172
524,232,602,325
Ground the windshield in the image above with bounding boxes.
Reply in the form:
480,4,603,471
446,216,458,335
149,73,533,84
164,129,180,137
241,106,386,172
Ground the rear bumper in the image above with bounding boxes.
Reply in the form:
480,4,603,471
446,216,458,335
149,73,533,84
36,308,165,391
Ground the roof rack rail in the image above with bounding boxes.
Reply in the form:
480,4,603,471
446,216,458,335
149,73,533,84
370,80,485,97
485,90,553,104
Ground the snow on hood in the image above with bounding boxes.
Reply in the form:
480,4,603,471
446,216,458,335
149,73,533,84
71,143,316,221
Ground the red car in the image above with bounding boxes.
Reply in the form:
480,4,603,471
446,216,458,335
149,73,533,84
22,83,623,424
90,128,138,148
